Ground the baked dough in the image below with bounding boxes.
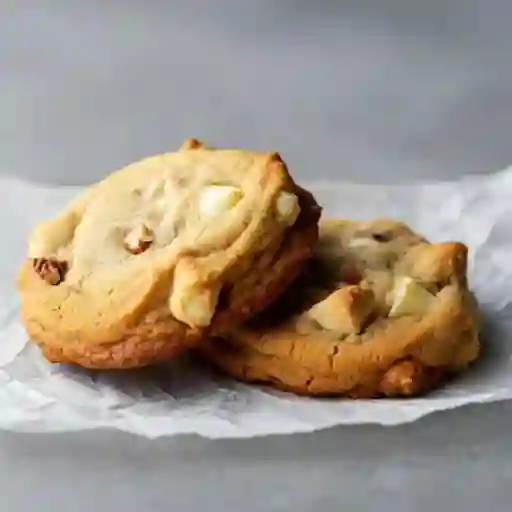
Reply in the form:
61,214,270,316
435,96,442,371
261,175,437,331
200,219,481,397
17,139,321,369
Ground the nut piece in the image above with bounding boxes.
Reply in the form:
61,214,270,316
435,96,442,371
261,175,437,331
379,360,431,397
307,286,375,335
180,138,204,150
276,191,300,226
123,223,155,254
32,257,67,285
388,276,435,318
198,185,243,218
341,266,363,285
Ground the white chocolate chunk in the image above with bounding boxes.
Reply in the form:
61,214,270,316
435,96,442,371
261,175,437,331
276,191,300,225
28,218,77,258
169,257,221,328
169,284,219,328
198,185,243,218
388,276,436,317
307,286,375,335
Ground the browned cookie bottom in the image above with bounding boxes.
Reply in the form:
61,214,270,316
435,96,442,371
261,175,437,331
199,337,469,398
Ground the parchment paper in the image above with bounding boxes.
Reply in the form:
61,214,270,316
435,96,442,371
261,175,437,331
1,170,511,439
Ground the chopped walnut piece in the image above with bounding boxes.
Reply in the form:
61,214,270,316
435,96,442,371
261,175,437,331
32,257,68,285
123,223,154,255
341,266,362,285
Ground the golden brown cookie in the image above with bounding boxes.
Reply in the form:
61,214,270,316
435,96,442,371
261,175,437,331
17,139,321,369
200,219,481,397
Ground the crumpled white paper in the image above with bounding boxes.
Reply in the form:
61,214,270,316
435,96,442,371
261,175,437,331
1,170,512,439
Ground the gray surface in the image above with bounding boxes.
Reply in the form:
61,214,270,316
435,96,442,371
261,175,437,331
3,0,512,185
1,1,512,511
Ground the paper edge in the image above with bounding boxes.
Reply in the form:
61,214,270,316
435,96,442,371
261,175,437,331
1,388,510,440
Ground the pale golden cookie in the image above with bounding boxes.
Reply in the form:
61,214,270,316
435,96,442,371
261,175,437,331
200,219,481,397
17,139,321,369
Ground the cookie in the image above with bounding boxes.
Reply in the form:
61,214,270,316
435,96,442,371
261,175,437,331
17,139,321,369
200,219,481,397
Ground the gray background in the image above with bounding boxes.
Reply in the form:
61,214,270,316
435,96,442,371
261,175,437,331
1,1,512,510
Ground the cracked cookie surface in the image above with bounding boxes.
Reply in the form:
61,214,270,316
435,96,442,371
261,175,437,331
200,219,481,397
17,139,321,369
